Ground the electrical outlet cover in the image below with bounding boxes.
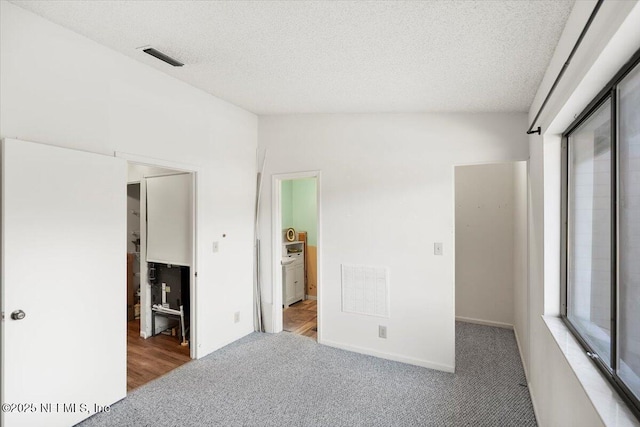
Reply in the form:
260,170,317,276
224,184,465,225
434,242,443,255
379,325,387,339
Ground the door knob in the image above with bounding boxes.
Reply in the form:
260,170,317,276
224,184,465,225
11,310,26,320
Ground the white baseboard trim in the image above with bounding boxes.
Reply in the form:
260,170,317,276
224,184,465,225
512,326,540,423
456,316,513,330
319,338,455,373
513,326,529,380
528,380,541,426
305,295,317,300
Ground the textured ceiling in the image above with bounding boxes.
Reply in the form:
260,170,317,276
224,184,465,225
11,0,575,114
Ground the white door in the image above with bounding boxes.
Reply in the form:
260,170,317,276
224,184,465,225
284,266,295,306
146,173,192,266
294,263,305,301
1,139,127,427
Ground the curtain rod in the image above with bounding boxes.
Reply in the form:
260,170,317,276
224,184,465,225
526,0,604,136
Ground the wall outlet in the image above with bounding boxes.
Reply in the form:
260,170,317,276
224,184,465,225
434,242,443,256
212,241,219,253
379,325,387,339
234,311,240,323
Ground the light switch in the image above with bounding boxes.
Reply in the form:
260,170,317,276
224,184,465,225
434,242,443,256
212,241,219,253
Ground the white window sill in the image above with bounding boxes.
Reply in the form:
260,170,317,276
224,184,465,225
543,316,640,427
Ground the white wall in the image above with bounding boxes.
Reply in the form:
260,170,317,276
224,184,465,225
0,1,258,358
522,1,640,425
455,162,516,328
258,113,528,372
513,160,529,373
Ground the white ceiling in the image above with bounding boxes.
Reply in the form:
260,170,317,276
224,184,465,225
12,0,575,115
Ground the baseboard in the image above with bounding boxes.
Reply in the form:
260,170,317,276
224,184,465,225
319,338,455,373
456,316,513,330
196,328,253,360
528,380,541,426
305,295,317,300
512,327,539,423
513,326,529,379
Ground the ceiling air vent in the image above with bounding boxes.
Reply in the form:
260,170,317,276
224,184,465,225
142,47,184,67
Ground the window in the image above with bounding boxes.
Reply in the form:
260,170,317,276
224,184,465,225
562,49,640,418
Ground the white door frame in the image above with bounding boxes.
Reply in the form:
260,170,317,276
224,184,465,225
116,151,201,359
271,171,322,341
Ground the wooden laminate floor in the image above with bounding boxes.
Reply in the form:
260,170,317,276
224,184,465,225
283,299,317,340
127,319,191,391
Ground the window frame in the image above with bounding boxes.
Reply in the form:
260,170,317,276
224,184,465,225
561,47,640,420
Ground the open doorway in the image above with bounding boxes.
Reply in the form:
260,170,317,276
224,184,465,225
272,172,321,341
125,161,197,391
453,161,528,361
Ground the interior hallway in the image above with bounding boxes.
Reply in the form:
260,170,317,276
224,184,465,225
127,320,190,391
283,300,317,340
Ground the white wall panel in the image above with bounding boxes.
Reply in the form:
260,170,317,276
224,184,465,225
146,174,192,266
